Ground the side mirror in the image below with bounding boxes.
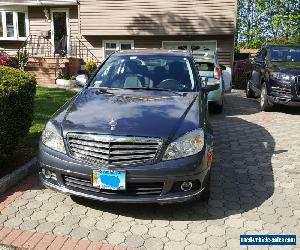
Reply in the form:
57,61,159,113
201,76,208,87
201,83,220,93
76,74,88,87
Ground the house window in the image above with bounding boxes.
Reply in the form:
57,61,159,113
103,40,134,58
18,12,26,38
6,12,14,37
0,7,29,40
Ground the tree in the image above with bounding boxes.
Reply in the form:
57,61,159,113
236,0,300,49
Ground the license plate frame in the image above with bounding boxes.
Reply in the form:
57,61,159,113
92,169,126,191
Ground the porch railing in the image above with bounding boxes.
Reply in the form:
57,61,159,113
18,35,55,58
18,35,99,63
69,36,99,63
17,35,60,78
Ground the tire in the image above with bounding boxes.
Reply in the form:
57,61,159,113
200,174,211,201
260,83,273,112
246,80,255,98
209,102,223,114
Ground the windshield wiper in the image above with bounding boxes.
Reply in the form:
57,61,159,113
123,87,184,96
91,87,120,95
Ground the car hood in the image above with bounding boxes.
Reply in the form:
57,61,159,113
54,89,200,140
270,62,300,75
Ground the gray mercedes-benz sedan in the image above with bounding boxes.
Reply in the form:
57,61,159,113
38,50,218,203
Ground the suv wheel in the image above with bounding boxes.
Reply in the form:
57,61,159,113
246,80,255,98
260,83,273,111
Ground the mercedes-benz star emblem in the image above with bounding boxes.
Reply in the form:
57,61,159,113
109,119,117,131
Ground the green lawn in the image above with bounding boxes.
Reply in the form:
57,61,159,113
9,86,77,170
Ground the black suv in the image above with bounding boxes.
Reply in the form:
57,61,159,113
246,45,300,111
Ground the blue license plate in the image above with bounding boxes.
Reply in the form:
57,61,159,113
92,169,126,190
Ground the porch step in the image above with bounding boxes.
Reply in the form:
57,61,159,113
27,63,67,68
28,57,69,63
26,65,63,72
25,56,82,85
34,77,56,85
27,59,67,68
30,73,57,84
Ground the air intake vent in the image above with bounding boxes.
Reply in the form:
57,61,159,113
63,175,164,196
295,76,300,95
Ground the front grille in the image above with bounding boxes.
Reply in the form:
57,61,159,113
295,76,300,95
271,86,292,95
63,175,164,196
67,133,162,166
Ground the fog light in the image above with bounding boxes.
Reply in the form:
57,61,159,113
44,170,52,179
181,181,193,192
41,168,56,180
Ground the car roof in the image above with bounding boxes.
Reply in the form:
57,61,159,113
111,49,193,58
192,50,215,56
266,44,300,49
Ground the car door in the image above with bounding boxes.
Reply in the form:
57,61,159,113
251,48,267,92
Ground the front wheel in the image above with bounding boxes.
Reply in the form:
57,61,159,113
260,83,273,112
246,80,255,98
209,101,223,114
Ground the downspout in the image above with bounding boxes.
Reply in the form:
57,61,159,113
233,0,238,69
77,0,81,38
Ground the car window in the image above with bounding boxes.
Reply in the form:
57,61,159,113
193,52,215,78
270,47,300,62
195,62,214,78
89,55,196,91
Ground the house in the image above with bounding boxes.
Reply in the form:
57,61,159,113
0,0,237,84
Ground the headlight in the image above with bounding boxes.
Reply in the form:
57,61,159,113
41,121,66,153
270,72,291,81
163,129,205,161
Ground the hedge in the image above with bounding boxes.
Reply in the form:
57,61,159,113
0,66,36,166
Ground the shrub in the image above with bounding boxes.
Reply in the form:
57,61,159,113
0,66,36,165
0,52,18,68
233,60,253,89
57,72,77,80
85,60,97,76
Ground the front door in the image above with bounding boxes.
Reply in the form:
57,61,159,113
51,9,69,56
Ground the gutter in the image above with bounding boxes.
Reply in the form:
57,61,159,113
0,0,78,6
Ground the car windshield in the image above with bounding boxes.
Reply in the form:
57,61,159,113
194,61,215,78
89,55,196,91
193,52,215,78
270,47,300,62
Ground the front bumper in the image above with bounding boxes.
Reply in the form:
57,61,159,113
268,93,300,107
38,143,211,204
268,95,300,106
268,79,300,106
41,177,207,204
